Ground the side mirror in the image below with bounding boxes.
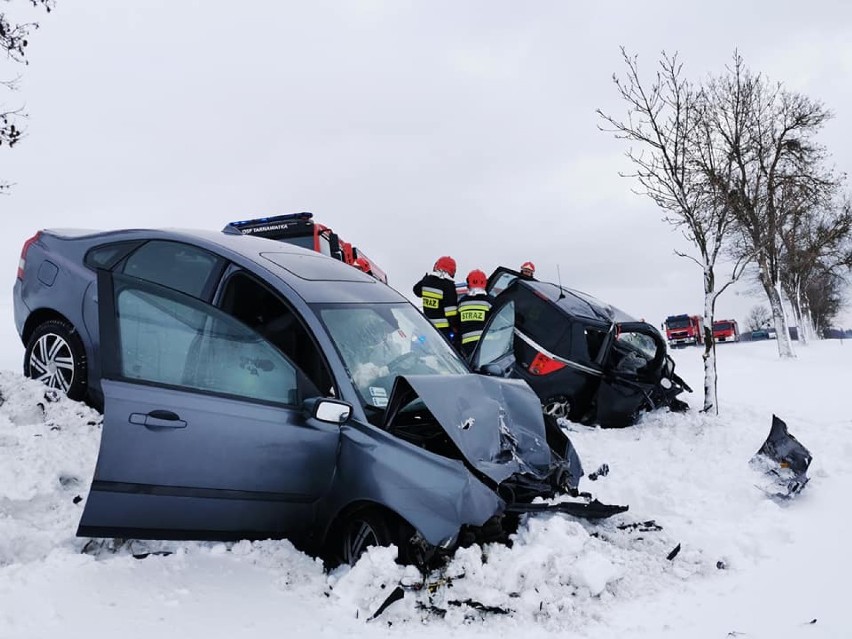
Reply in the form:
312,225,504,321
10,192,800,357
478,362,509,377
303,398,352,425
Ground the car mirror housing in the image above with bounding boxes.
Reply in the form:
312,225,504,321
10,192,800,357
478,362,509,377
304,397,352,424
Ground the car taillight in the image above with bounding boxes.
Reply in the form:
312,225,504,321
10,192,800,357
529,351,567,375
18,231,41,280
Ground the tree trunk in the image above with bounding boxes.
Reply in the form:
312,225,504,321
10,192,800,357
793,281,809,345
768,280,796,358
701,265,718,414
804,304,817,341
757,258,796,358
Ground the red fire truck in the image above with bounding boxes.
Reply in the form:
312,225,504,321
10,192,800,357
712,319,740,342
664,314,704,347
222,212,388,283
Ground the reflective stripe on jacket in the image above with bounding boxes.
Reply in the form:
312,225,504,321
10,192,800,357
458,292,496,353
413,273,459,339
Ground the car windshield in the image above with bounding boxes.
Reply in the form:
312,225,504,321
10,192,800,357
318,303,469,409
714,322,733,331
666,318,691,329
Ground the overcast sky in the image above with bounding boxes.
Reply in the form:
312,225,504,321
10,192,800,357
2,0,851,328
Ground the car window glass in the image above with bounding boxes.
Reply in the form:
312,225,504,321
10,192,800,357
85,241,144,270
505,286,570,357
121,240,219,298
317,233,332,257
488,271,518,297
611,330,661,375
320,303,467,409
115,277,299,405
218,271,335,397
472,301,515,369
585,328,608,361
666,317,691,329
617,331,657,360
282,235,315,251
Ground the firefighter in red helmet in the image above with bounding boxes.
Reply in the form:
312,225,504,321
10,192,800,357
457,269,496,357
413,256,460,346
520,261,536,280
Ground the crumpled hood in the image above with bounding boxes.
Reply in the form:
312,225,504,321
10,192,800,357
383,374,554,484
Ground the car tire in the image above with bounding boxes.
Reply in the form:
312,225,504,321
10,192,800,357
335,509,419,568
23,319,88,402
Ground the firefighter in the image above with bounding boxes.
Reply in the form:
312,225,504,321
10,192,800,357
458,269,496,357
413,256,459,345
519,261,536,279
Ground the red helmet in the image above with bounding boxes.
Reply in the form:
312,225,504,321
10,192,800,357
353,257,371,273
466,269,487,290
434,256,457,278
520,261,536,274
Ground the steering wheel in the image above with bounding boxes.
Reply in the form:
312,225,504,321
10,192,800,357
387,350,422,374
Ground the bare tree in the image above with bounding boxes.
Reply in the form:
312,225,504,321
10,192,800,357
598,49,746,415
779,196,851,342
1,0,55,190
806,269,849,334
745,304,771,331
703,54,841,358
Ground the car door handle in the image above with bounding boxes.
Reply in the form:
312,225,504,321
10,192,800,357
129,410,187,429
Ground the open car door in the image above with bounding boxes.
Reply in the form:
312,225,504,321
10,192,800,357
485,267,521,298
78,271,341,542
468,300,516,377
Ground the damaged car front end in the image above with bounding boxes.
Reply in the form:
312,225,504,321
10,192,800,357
315,300,626,564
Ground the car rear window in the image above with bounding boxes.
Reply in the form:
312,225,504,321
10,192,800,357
85,241,144,270
120,240,220,298
504,286,571,357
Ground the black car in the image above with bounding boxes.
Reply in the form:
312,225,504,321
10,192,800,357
484,267,691,428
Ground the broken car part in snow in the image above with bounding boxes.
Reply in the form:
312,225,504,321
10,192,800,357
588,463,610,481
750,415,812,499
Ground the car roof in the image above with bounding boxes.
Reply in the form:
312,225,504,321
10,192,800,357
180,229,407,304
518,279,637,324
47,227,404,305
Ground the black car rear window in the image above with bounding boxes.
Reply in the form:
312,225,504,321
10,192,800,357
503,285,571,357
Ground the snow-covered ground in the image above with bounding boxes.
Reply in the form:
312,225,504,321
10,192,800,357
1,304,849,638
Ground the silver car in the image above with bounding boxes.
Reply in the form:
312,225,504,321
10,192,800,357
14,228,624,565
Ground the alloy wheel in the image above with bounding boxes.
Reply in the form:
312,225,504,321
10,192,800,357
28,332,75,393
342,518,381,566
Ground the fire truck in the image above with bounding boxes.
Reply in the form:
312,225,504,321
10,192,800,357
712,319,740,342
222,212,388,283
663,314,704,347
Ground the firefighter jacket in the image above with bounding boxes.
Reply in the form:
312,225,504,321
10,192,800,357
458,290,497,356
413,272,459,341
